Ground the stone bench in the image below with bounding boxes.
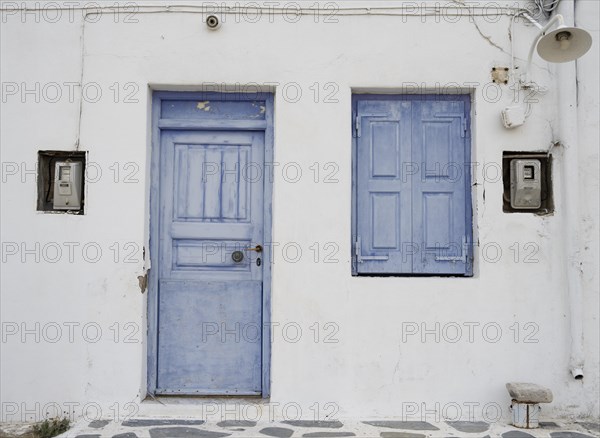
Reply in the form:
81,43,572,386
506,382,553,403
506,382,553,429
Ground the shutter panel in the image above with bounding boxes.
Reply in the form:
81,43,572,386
355,100,412,274
410,100,472,275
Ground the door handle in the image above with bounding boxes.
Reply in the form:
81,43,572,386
245,245,263,253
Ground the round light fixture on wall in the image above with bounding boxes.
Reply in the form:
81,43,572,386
502,13,593,129
537,25,592,63
525,14,592,80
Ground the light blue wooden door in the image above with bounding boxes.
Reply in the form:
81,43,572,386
353,95,472,276
156,129,265,395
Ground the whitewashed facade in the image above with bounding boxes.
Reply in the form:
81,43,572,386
0,0,598,423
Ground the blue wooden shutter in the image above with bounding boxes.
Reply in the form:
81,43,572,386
354,99,412,274
411,99,472,275
353,95,472,276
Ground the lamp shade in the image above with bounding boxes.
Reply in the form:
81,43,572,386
537,25,593,63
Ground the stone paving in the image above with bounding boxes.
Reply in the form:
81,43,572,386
32,419,597,438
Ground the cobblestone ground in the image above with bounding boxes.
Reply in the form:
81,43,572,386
2,419,598,438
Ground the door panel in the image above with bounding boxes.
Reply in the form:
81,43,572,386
156,129,264,395
157,280,262,395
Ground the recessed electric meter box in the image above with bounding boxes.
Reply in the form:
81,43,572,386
510,159,542,209
37,151,86,213
503,152,553,214
53,161,83,210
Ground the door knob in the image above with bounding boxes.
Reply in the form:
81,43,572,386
245,245,263,253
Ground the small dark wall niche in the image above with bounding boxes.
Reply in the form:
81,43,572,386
503,151,554,215
37,150,86,214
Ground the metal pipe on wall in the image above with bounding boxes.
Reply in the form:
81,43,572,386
556,0,585,380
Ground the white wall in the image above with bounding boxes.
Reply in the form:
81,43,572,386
1,0,598,422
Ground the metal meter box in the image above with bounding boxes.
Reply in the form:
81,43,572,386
53,161,83,210
510,159,542,209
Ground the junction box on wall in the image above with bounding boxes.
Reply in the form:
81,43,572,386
37,150,86,214
502,152,553,214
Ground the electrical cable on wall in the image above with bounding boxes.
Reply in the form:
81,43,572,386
534,0,561,17
1,3,530,17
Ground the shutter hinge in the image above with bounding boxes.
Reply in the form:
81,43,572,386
354,115,361,138
355,236,389,263
434,112,467,137
434,236,469,263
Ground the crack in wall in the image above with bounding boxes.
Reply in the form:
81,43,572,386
471,16,511,55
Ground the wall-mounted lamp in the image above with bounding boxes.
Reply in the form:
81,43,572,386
501,13,592,129
525,13,591,80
